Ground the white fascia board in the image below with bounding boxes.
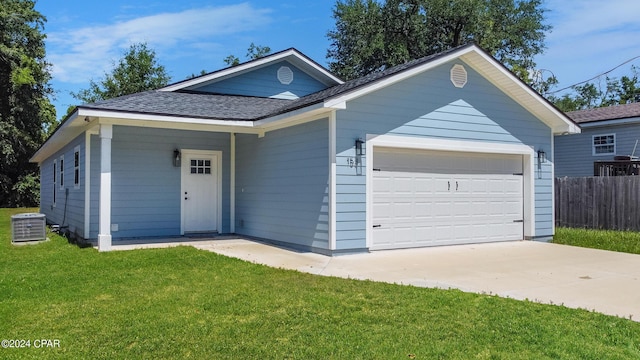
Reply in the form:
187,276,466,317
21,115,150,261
30,110,83,163
159,50,299,91
160,49,342,92
323,49,473,109
78,108,255,129
30,108,259,164
459,50,580,136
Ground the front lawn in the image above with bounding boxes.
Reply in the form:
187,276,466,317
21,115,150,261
1,208,639,359
553,227,640,255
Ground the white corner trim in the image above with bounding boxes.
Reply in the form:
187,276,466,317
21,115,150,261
98,124,113,252
84,131,91,240
230,134,236,234
328,112,337,250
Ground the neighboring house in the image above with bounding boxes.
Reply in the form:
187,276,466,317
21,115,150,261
555,102,640,177
31,43,579,254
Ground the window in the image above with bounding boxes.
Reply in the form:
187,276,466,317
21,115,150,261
74,147,80,189
190,159,211,174
593,134,616,156
53,160,57,206
59,155,65,189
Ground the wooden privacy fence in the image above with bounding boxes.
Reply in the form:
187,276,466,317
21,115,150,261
555,176,640,231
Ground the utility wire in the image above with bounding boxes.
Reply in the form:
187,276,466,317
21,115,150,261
547,55,640,94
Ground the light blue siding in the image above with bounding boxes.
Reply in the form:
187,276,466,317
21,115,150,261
89,126,231,240
334,60,554,249
191,61,328,99
39,133,86,238
235,118,330,251
555,121,640,177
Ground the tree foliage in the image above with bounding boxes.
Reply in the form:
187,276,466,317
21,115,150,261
327,0,550,82
549,66,640,112
0,0,55,207
72,43,170,104
223,43,271,67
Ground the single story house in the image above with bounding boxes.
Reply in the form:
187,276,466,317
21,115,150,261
31,43,579,254
556,102,640,177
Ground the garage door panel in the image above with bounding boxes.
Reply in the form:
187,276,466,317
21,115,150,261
372,148,524,250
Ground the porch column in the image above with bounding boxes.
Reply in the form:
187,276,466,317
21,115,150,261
230,133,236,233
328,112,337,250
98,124,113,251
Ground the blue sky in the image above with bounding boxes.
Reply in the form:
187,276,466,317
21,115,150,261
35,0,640,118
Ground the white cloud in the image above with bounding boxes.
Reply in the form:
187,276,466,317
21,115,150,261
537,0,640,89
47,3,272,83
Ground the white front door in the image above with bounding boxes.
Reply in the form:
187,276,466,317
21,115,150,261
181,150,221,233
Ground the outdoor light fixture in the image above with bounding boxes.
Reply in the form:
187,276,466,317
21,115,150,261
355,138,364,156
173,149,181,167
537,149,546,164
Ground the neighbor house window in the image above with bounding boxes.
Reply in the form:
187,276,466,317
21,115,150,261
59,155,64,189
74,146,80,189
53,160,57,206
593,134,615,156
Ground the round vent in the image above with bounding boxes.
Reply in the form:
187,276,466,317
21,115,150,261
277,66,294,85
450,64,467,88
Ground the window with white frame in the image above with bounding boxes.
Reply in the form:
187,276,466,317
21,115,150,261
74,146,80,189
59,155,64,189
53,160,57,206
593,134,616,156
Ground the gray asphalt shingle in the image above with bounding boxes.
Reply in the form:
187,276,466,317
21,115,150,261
82,91,293,121
566,102,640,124
79,44,473,122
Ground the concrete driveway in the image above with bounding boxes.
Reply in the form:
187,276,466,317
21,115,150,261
112,238,640,321
190,239,640,321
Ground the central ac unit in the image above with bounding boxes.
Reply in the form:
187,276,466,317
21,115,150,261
11,213,47,243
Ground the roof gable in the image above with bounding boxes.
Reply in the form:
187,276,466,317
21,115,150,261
186,60,330,99
260,44,580,135
32,44,579,164
160,48,343,94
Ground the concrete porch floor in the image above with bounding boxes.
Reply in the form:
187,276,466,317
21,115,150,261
108,238,640,321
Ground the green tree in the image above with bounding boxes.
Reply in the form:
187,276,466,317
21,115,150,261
327,0,550,82
0,0,56,207
72,42,170,104
223,43,271,67
549,66,640,112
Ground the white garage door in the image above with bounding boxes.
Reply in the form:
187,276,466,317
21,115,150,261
372,147,524,250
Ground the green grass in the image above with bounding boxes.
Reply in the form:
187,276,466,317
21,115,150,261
553,227,640,255
1,208,640,359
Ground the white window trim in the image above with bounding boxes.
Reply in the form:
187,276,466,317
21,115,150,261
59,155,65,190
74,146,81,189
53,159,57,207
592,133,616,156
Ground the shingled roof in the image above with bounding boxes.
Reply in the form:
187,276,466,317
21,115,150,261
80,90,293,121
78,44,471,122
566,102,640,124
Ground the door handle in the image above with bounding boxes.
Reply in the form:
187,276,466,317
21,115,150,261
456,181,458,191
448,181,450,191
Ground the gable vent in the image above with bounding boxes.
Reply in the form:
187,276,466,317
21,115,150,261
277,66,294,85
450,64,467,88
